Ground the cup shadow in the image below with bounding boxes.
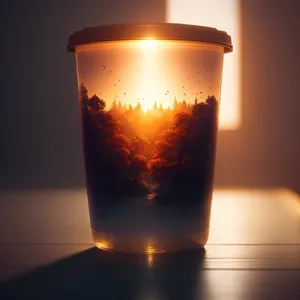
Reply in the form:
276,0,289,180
1,247,206,300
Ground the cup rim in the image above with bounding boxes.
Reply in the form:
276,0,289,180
67,23,233,53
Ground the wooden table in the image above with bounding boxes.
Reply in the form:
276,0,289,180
0,188,299,299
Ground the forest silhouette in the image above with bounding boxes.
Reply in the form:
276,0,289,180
80,83,218,206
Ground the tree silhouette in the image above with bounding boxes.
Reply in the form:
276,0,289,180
135,101,142,112
79,84,150,205
148,95,219,206
182,100,187,111
108,134,132,150
110,98,117,113
173,97,178,110
79,83,89,108
131,154,149,178
132,134,151,157
79,83,219,207
89,94,105,111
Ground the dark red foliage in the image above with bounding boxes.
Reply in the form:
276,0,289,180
79,83,219,207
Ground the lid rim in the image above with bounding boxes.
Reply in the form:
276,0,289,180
67,23,233,53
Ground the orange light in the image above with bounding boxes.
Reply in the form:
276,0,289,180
168,0,241,129
147,253,154,268
140,39,157,49
95,240,113,251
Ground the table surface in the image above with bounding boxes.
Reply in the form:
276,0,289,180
0,188,299,299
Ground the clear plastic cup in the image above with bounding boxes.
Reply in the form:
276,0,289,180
68,23,232,254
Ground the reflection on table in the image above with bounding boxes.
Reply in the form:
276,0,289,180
0,188,299,299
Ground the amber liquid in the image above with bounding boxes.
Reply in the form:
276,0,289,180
80,86,218,253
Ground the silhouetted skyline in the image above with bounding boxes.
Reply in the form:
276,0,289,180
79,83,219,206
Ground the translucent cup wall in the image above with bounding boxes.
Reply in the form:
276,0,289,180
75,40,224,253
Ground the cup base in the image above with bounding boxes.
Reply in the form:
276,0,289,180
92,228,209,254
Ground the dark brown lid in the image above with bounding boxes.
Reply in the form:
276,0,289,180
67,23,233,53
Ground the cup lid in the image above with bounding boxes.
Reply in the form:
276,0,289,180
67,23,233,53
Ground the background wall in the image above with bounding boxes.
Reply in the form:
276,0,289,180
0,0,299,192
0,0,166,188
216,0,300,193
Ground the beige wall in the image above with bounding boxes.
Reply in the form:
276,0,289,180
215,0,300,192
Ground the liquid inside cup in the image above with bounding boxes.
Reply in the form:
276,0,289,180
75,40,224,253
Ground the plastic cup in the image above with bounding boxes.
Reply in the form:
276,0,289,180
67,23,232,254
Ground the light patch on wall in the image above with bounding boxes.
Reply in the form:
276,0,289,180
167,0,241,129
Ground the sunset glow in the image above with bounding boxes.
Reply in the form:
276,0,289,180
95,240,113,251
140,39,158,50
76,40,223,115
168,0,240,129
139,39,161,112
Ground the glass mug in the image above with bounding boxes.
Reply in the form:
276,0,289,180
68,23,233,254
